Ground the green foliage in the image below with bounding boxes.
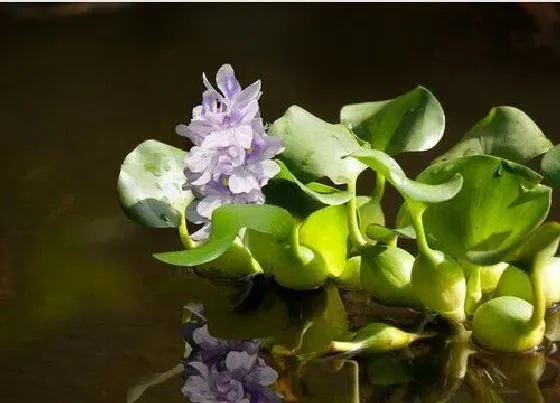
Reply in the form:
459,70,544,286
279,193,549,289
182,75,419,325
117,139,193,228
435,106,552,164
117,79,560,398
403,155,551,262
341,86,445,155
269,105,366,184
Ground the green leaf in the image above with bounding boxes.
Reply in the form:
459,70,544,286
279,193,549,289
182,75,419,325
351,148,464,203
467,222,560,267
117,139,192,228
273,159,353,204
365,224,416,243
357,196,385,237
269,106,366,185
435,106,553,164
404,155,551,262
299,205,349,277
542,144,560,188
154,204,295,267
340,86,445,155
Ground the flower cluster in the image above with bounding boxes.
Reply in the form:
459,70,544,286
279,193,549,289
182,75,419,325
181,304,281,403
177,64,284,240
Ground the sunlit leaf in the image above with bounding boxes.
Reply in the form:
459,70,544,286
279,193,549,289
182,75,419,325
269,106,366,185
272,159,353,205
299,205,349,278
117,139,192,228
435,106,552,164
402,155,551,262
154,204,295,267
351,148,463,203
341,86,445,155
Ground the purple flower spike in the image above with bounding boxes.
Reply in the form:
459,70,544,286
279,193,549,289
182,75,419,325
177,64,284,240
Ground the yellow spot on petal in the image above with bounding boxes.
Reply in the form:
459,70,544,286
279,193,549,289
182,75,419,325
247,147,254,155
222,176,229,186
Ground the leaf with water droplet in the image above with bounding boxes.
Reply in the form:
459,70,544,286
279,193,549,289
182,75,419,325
117,139,193,228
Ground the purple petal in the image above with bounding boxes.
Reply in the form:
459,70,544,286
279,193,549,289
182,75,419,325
229,168,260,194
231,80,261,111
216,64,242,99
225,351,257,373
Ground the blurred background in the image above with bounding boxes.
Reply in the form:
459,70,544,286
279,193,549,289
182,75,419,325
0,2,559,402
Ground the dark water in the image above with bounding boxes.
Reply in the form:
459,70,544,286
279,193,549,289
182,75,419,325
0,3,559,402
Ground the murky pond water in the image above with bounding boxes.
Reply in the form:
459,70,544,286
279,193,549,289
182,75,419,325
0,4,559,402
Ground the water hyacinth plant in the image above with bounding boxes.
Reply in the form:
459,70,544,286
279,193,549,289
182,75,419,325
118,64,560,402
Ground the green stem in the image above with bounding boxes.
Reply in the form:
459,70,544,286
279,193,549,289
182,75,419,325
528,231,560,331
372,172,386,202
528,255,548,331
406,198,431,258
446,324,475,380
290,223,314,264
179,208,197,249
348,178,367,249
464,264,482,316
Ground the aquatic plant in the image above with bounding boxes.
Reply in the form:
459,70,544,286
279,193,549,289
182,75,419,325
118,64,560,401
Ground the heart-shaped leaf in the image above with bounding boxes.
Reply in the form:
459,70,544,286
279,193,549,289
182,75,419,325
117,139,192,228
542,144,560,188
340,86,445,155
435,106,553,164
403,155,551,262
154,204,295,267
271,159,353,205
269,106,366,185
351,148,463,203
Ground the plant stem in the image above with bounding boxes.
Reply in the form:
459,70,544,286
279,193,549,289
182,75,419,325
348,178,367,249
446,323,474,380
179,208,197,249
528,254,548,331
464,263,482,316
372,172,386,202
528,231,560,331
406,198,431,258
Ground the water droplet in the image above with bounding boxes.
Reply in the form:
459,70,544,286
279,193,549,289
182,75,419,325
160,214,170,222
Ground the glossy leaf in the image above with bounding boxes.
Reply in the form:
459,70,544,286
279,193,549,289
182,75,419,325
351,148,463,203
401,155,551,262
154,204,295,267
269,105,366,185
542,144,560,188
272,159,353,205
117,139,192,228
340,86,445,155
435,106,552,164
